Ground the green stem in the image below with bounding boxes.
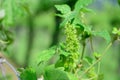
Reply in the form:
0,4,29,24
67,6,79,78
80,41,86,63
97,62,101,74
90,37,94,52
79,42,112,79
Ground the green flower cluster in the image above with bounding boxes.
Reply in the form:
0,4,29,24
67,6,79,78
64,23,80,72
65,23,80,55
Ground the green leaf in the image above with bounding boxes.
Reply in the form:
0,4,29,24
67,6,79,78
55,4,71,15
59,43,71,56
44,66,69,80
75,24,84,34
19,68,37,80
74,0,93,12
93,30,111,44
84,56,93,65
112,27,120,35
60,12,76,27
55,4,75,27
55,54,66,68
84,26,92,34
37,47,56,65
59,50,70,57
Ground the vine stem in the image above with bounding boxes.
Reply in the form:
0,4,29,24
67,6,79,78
79,42,112,79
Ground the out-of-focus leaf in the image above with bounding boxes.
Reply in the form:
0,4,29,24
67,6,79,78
0,9,5,21
2,0,14,26
112,27,118,34
112,27,120,35
84,56,93,65
97,74,104,80
118,0,120,5
2,0,28,27
67,73,78,80
93,30,111,44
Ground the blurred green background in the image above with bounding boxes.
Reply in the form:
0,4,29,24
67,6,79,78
1,0,120,80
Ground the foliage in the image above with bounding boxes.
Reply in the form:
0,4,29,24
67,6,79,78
0,0,120,80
